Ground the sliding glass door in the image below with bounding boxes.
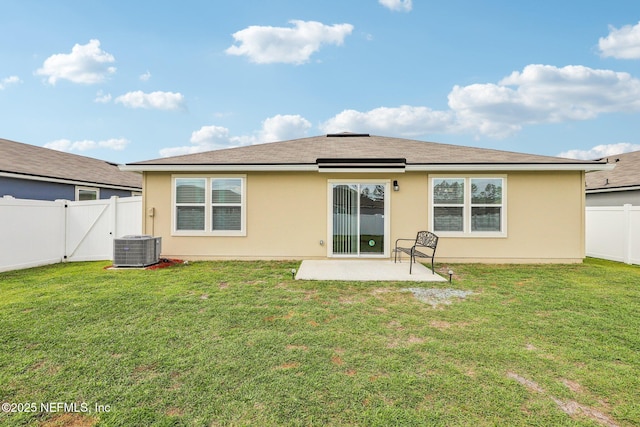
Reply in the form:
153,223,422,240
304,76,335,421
331,183,387,256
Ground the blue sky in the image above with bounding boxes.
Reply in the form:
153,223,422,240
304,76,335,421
2,0,640,163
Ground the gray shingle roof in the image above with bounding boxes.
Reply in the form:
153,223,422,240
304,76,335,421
129,134,604,167
0,138,142,189
586,150,640,191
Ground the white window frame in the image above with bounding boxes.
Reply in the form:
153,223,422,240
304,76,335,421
174,177,207,233
76,186,100,201
430,175,506,238
172,175,246,236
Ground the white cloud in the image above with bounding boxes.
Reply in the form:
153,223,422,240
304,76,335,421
94,90,112,103
35,39,116,85
0,75,21,90
447,83,525,137
157,146,192,158
44,138,129,152
139,71,151,81
114,90,185,111
379,0,412,12
558,142,640,160
599,21,640,59
159,125,238,157
320,105,455,136
259,114,312,142
189,125,238,150
320,64,640,139
98,138,130,151
450,64,640,137
225,20,354,64
45,139,76,151
159,114,312,157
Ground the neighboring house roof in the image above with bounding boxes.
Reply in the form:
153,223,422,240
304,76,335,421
586,150,640,193
123,133,611,173
0,138,142,190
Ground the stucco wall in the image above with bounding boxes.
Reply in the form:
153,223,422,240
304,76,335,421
434,171,585,263
142,170,585,263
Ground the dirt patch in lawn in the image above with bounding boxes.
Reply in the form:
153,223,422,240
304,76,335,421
387,334,428,349
275,362,300,370
286,345,308,351
507,372,619,427
41,413,96,427
402,288,474,308
165,407,184,417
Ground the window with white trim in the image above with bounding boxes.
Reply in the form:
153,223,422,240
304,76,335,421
175,178,206,231
431,177,505,236
76,186,99,201
173,176,246,235
211,178,243,231
432,178,464,232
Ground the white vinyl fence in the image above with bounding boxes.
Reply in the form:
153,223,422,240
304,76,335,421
0,196,142,272
586,204,640,265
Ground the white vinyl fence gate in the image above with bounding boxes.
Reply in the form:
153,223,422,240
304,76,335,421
0,196,142,272
585,204,640,265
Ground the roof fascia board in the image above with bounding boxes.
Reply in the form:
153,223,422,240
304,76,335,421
119,164,318,172
120,162,613,173
586,185,640,194
406,163,614,172
0,171,141,192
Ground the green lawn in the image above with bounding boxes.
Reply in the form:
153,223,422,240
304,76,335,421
0,258,639,426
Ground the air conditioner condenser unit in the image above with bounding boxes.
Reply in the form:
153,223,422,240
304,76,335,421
113,235,161,267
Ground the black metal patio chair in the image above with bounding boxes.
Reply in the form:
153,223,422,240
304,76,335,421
394,231,439,274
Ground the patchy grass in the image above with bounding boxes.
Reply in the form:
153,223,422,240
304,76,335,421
0,258,639,426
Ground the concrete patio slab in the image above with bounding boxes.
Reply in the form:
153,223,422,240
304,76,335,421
295,260,447,282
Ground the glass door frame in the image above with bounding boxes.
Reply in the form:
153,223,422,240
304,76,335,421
327,179,391,258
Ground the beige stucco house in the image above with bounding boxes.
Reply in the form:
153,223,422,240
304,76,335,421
121,133,612,263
